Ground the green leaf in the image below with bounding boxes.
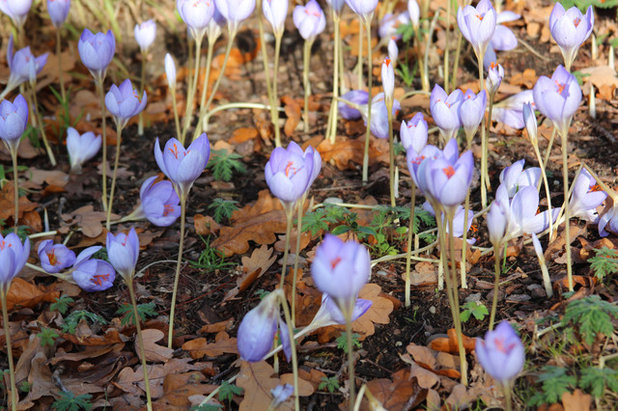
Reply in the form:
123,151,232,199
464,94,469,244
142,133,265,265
38,328,59,347
218,381,243,403
588,247,618,281
528,366,576,405
206,149,247,182
318,376,340,393
460,301,489,322
116,302,158,327
579,367,618,399
60,310,107,335
52,392,93,411
562,295,617,346
336,332,361,353
208,198,239,224
50,296,75,315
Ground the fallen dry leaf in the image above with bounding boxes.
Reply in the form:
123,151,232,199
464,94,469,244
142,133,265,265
362,369,427,411
562,389,591,411
0,184,39,223
181,331,238,359
6,278,60,311
140,329,174,363
429,329,476,354
224,245,277,301
155,371,218,409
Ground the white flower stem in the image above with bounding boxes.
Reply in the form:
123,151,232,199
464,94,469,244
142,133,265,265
279,203,295,290
291,199,304,327
9,146,19,233
29,83,56,166
326,11,342,144
168,193,187,349
560,129,573,291
106,123,124,230
127,279,153,410
138,51,147,136
361,18,373,185
193,38,215,141
96,80,109,212
181,34,203,145
489,245,502,330
302,39,313,134
1,291,18,411
404,183,417,307
277,292,300,411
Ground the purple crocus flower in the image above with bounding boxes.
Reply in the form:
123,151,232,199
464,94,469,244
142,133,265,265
263,0,288,36
214,0,255,32
492,90,534,129
154,133,211,197
0,0,32,27
311,234,370,319
423,202,475,241
313,294,372,326
106,227,139,280
406,144,444,192
378,12,410,40
532,65,581,136
430,84,463,141
381,58,395,104
78,29,115,82
344,0,378,20
498,159,541,198
47,0,70,28
177,0,214,40
522,102,537,144
271,384,294,408
37,240,76,273
388,38,399,64
293,0,326,41
264,141,315,205
400,112,428,153
66,127,101,173
207,3,226,40
459,89,487,139
165,53,177,91
134,20,156,53
71,246,115,292
326,0,345,15
361,93,401,139
286,141,322,188
0,94,29,151
0,233,30,291
475,321,524,385
503,184,557,239
137,176,181,227
486,186,509,246
408,0,419,29
569,169,607,223
549,3,594,70
599,205,618,237
237,291,282,362
338,90,368,120
487,61,504,96
5,36,48,92
456,0,496,59
105,79,147,128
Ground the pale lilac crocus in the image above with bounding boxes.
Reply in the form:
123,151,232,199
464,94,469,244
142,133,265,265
430,84,463,141
599,206,618,237
339,90,368,120
569,169,607,223
0,0,32,27
37,240,76,273
0,94,28,151
456,0,497,59
549,3,594,70
400,112,428,153
165,53,177,91
406,144,443,192
533,65,581,137
66,127,101,172
408,0,419,29
378,12,410,40
106,227,139,280
136,176,181,227
492,90,534,129
134,20,156,53
4,36,48,94
487,61,504,96
47,0,70,28
105,79,147,127
326,0,345,15
423,202,475,242
0,233,30,291
177,0,214,39
264,141,315,205
293,0,326,41
504,184,558,239
361,93,401,139
498,159,541,198
476,321,524,385
71,246,115,292
522,102,537,144
78,29,115,82
263,0,288,36
381,58,395,104
483,11,520,67
387,38,399,64
344,0,378,21
460,89,487,140
271,384,294,408
215,0,255,32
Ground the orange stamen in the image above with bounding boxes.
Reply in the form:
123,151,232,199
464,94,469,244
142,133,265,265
47,250,58,266
331,257,342,270
90,273,110,286
442,166,456,178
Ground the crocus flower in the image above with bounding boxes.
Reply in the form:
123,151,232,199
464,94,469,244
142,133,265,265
214,0,255,31
154,133,211,196
5,36,48,92
0,94,28,151
483,11,521,67
310,295,372,329
492,90,534,129
430,84,463,141
326,0,345,15
134,19,156,53
237,291,280,362
456,0,496,59
264,141,315,205
136,176,181,227
177,0,214,39
105,79,147,127
381,58,395,103
293,0,326,41
66,127,101,173
0,0,32,27
361,93,401,139
47,0,70,28
378,12,410,40
0,233,30,291
475,321,524,385
78,29,115,81
498,159,541,198
487,61,504,96
344,0,378,20
569,169,607,223
599,206,618,237
106,227,139,280
423,202,474,241
532,65,581,136
406,144,443,192
504,185,557,239
486,185,509,246
387,38,399,64
311,234,370,318
207,3,226,40
165,53,177,91
270,384,294,408
459,89,487,139
549,3,594,70
522,102,537,145
37,240,75,273
286,141,322,188
71,246,115,292
263,0,287,36
400,112,428,153
339,90,368,120
408,0,419,29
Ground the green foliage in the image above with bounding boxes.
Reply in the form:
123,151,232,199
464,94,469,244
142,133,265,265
207,149,247,182
529,366,577,406
579,367,618,399
396,62,415,87
49,85,81,139
302,205,352,236
91,247,109,261
191,236,234,271
571,70,590,86
588,247,618,281
38,328,59,347
559,0,618,12
116,302,158,326
218,381,243,403
318,376,340,393
60,310,108,335
50,296,75,315
562,295,617,346
52,392,93,411
18,381,31,393
395,22,416,43
254,289,270,300
460,301,489,322
208,198,239,224
336,332,361,353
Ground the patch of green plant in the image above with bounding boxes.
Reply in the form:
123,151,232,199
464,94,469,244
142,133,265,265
207,149,247,182
218,381,243,404
38,327,60,347
208,198,239,224
18,381,31,393
116,302,158,326
60,310,108,335
336,332,361,354
49,85,82,139
50,296,75,315
24,124,40,149
559,0,618,13
579,367,618,399
395,22,416,43
302,205,352,236
460,301,489,322
52,391,93,411
396,62,415,87
1,224,31,240
254,289,270,300
588,247,618,281
318,376,340,393
190,236,234,271
562,295,617,346
528,366,577,406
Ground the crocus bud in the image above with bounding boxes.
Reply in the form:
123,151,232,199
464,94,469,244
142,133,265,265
177,0,214,40
381,58,395,104
326,0,345,15
569,169,607,223
47,0,70,28
293,0,326,41
78,29,116,82
387,38,399,65
134,19,156,53
37,240,76,273
338,89,368,120
408,0,419,29
237,291,280,362
138,176,181,227
417,149,475,208
522,102,537,145
0,233,30,291
456,0,496,59
344,0,378,20
66,127,101,173
549,3,594,70
6,36,48,93
264,141,315,205
207,4,226,40
154,133,211,197
400,112,428,153
459,89,487,140
532,65,581,137
165,53,176,91
71,246,115,292
378,12,410,40
599,206,618,237
0,0,32,27
498,159,541,198
105,79,147,128
475,321,524,385
106,227,139,280
0,94,29,152
262,0,287,36
486,185,509,246
214,0,255,32
362,93,401,139
430,84,463,141
486,61,504,96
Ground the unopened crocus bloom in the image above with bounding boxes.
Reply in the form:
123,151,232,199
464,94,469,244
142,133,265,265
0,94,28,151
37,240,75,273
492,90,534,129
339,90,368,120
361,93,401,139
381,58,394,103
5,36,48,93
486,186,509,246
459,89,487,139
430,84,463,141
287,141,322,188
344,0,378,20
137,176,181,227
406,144,443,191
71,246,115,292
215,0,255,32
66,127,101,172
476,321,524,385
0,233,30,291
505,185,557,239
499,159,541,198
78,29,115,81
177,0,214,39
309,295,372,330
400,112,428,153
237,291,285,362
293,0,326,41
487,62,504,96
456,0,496,59
105,79,147,128
47,0,70,28
134,20,156,53
549,3,594,70
165,53,177,91
326,0,345,14
522,102,537,144
569,169,607,223
408,0,419,29
599,206,618,237
154,133,211,196
264,141,315,205
106,228,139,280
533,65,581,136
0,0,32,27
387,38,398,64
263,0,287,36
378,12,410,40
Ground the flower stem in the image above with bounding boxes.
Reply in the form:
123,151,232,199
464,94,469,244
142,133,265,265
386,101,395,207
345,313,356,410
56,28,66,106
1,291,18,411
29,84,56,166
277,292,300,411
478,55,489,208
291,199,304,327
181,35,203,145
404,183,417,307
460,189,471,289
302,39,313,134
171,88,181,140
271,33,283,147
444,0,452,93
168,193,187,349
138,52,147,136
542,128,556,169
326,11,341,144
503,382,513,411
279,203,295,290
9,147,19,233
356,17,363,91
127,279,153,411
106,123,123,230
532,142,553,241
193,38,215,140
560,130,573,291
489,245,501,330
96,80,108,212
361,18,373,185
